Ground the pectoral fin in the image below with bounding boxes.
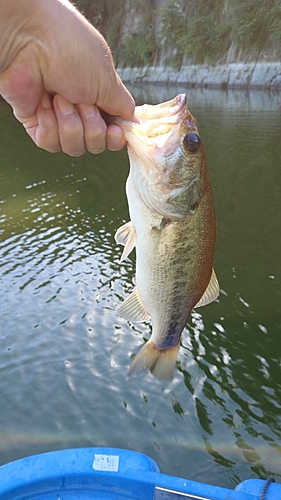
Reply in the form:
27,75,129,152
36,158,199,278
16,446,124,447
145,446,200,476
115,221,136,262
116,286,150,322
195,269,220,308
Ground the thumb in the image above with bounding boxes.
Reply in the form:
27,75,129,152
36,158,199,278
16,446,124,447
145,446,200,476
95,68,135,122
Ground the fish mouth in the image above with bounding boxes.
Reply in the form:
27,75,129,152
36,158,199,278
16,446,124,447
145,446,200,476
112,94,188,141
114,94,190,164
135,93,187,126
133,94,188,139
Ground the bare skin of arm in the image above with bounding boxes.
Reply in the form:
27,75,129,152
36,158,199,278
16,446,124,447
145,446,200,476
0,0,135,156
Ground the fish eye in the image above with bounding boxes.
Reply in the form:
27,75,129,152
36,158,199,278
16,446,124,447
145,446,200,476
183,132,201,153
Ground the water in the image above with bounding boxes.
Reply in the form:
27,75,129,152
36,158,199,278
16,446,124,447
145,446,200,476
0,86,281,489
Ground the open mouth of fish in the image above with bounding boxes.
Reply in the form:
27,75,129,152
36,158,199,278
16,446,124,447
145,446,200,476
113,94,191,163
133,94,188,142
134,93,188,130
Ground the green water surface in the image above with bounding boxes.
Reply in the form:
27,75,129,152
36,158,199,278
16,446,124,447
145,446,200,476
0,86,280,488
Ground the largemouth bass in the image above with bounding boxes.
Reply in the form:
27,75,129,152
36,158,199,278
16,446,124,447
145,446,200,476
113,94,219,380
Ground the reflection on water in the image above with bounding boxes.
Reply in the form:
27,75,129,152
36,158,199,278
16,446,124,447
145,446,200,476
0,88,280,488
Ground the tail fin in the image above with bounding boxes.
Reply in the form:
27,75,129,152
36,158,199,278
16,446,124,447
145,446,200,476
128,340,180,381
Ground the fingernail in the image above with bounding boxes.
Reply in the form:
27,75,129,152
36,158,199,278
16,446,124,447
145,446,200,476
56,95,74,115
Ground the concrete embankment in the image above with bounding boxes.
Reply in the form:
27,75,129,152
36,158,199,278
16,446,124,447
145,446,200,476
117,62,281,90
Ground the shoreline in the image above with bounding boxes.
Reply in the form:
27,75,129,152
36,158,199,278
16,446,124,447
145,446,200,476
117,62,281,90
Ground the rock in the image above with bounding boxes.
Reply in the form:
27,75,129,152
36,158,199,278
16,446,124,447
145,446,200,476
117,62,281,89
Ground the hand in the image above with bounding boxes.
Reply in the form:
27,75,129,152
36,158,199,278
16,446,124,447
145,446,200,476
0,0,135,156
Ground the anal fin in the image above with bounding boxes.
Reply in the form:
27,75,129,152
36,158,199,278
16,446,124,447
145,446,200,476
116,286,150,322
195,268,220,308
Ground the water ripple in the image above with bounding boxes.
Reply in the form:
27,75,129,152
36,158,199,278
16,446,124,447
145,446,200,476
1,90,281,486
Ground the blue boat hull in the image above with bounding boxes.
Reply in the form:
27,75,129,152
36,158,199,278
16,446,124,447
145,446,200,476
0,447,279,499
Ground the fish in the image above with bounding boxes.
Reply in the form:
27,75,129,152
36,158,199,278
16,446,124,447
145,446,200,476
113,94,219,381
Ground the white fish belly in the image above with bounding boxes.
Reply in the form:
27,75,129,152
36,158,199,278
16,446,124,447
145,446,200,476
128,176,205,349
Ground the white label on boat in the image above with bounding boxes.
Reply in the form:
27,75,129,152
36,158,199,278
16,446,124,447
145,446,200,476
92,454,119,472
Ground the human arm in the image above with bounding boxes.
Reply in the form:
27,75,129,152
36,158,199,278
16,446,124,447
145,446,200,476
0,0,135,156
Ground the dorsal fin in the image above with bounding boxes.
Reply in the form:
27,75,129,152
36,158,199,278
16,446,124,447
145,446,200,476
194,269,220,308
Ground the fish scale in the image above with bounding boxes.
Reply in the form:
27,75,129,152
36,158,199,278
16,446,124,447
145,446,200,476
145,198,215,344
113,94,219,380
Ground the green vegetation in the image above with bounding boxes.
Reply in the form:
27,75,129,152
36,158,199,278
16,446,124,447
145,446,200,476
228,0,281,51
160,0,228,66
74,0,281,66
118,32,156,66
